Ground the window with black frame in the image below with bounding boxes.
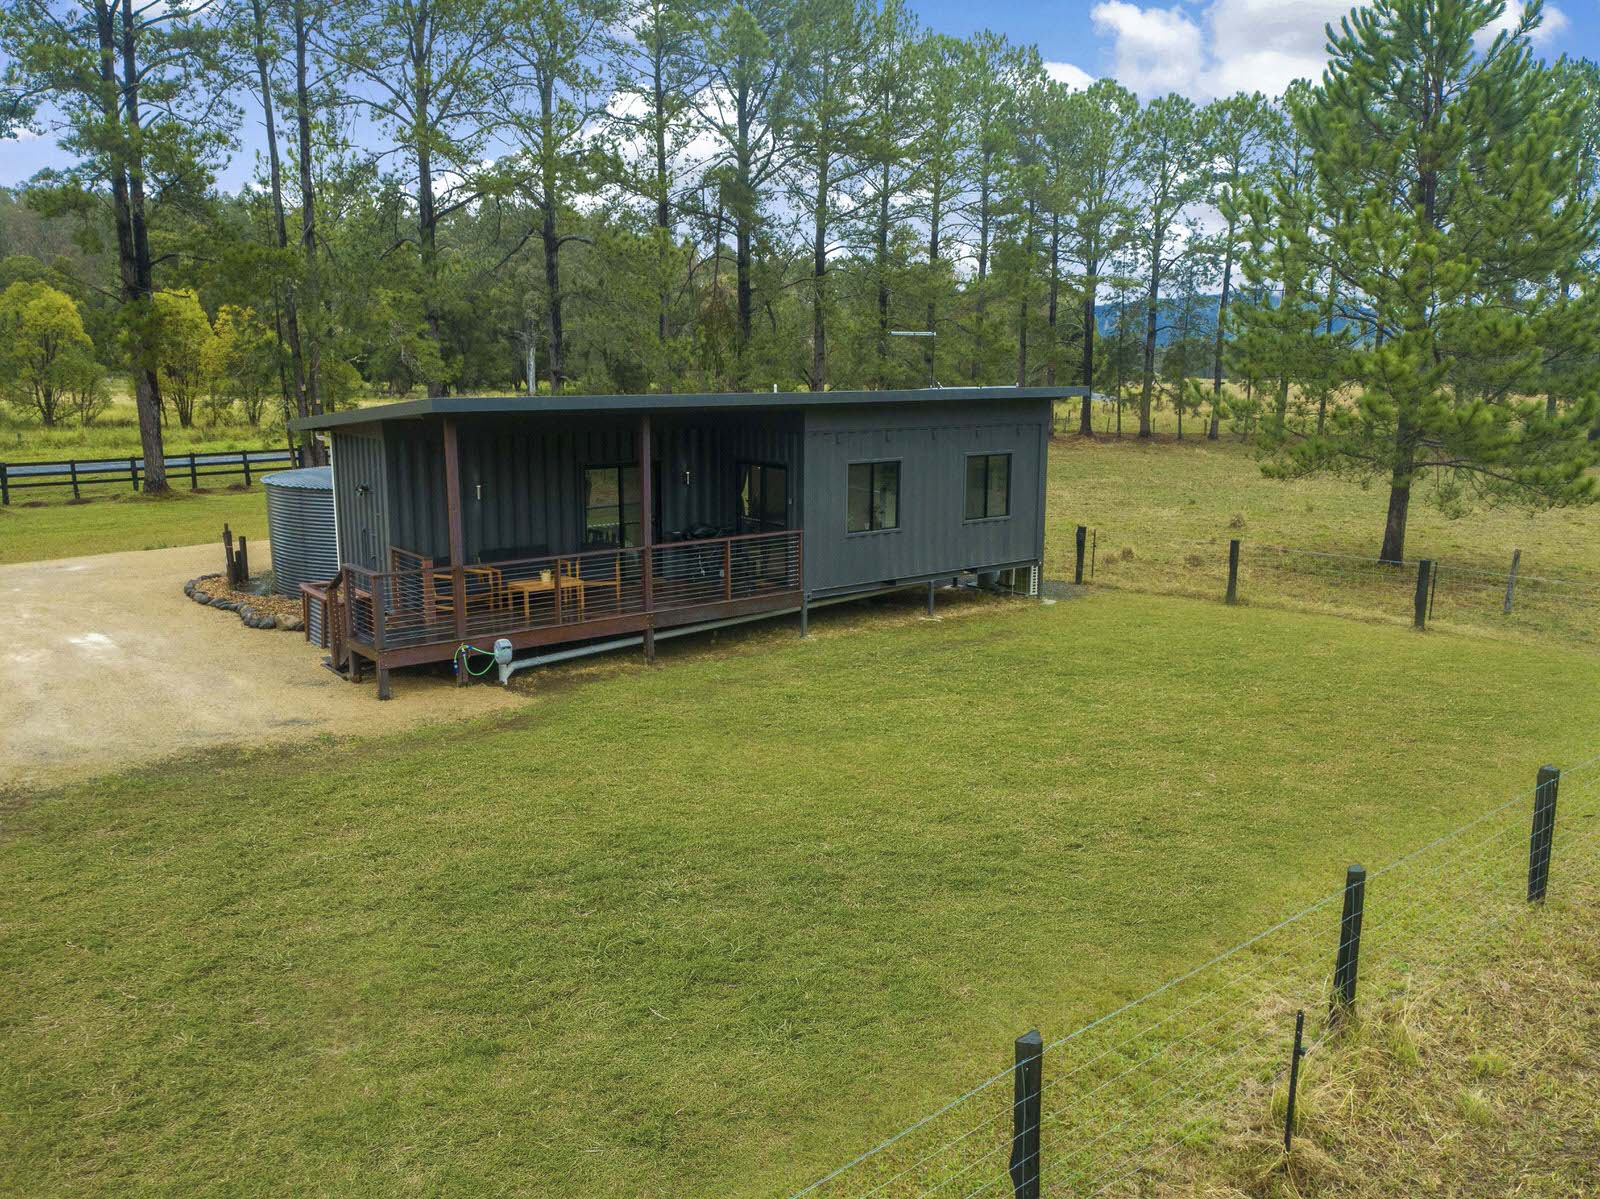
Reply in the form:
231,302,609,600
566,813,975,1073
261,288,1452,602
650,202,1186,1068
963,453,1011,520
847,460,900,533
583,464,642,547
737,462,788,532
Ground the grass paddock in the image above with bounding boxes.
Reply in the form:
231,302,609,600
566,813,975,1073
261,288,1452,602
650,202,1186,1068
3,588,1597,1197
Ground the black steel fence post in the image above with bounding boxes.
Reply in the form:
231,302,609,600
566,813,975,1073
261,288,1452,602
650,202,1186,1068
189,452,199,490
1075,525,1087,585
1009,1030,1043,1199
69,459,80,500
0,462,8,506
242,452,252,487
1528,765,1560,903
1330,864,1366,1026
1226,539,1241,604
129,456,139,492
1284,1009,1306,1153
1413,560,1431,629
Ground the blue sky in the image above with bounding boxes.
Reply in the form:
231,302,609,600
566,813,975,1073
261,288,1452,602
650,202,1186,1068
1,0,1594,190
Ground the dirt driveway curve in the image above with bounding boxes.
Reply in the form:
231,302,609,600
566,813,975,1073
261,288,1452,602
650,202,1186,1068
0,544,520,792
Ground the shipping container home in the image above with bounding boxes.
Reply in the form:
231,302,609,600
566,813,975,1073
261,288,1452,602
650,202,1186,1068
291,386,1081,697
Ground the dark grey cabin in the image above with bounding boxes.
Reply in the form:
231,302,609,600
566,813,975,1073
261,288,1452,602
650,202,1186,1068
291,386,1079,696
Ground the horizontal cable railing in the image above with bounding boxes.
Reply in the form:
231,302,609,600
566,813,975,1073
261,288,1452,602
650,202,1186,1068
342,529,802,653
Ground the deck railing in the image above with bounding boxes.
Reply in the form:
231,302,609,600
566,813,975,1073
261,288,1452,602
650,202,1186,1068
338,529,802,657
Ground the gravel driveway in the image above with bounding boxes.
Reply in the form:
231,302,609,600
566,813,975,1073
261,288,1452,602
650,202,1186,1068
0,543,519,792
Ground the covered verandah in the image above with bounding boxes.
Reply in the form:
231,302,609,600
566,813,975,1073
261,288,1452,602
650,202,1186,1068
306,403,805,697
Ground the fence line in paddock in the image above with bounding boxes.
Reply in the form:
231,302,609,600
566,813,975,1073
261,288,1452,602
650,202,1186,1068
785,755,1600,1199
1066,528,1600,647
0,445,301,504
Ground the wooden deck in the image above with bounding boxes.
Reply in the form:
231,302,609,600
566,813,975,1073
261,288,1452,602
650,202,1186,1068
305,529,803,686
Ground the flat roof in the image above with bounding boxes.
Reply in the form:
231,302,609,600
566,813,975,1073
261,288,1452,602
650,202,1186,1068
288,385,1087,432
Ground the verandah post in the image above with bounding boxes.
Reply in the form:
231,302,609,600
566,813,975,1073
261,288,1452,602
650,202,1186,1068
639,412,656,664
442,417,468,648
1528,764,1560,903
1008,1030,1043,1199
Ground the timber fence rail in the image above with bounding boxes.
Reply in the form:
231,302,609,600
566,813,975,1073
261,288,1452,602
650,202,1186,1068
784,755,1600,1199
1065,527,1600,648
0,446,301,504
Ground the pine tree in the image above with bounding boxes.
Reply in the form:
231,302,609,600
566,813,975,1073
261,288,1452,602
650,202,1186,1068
1289,0,1599,560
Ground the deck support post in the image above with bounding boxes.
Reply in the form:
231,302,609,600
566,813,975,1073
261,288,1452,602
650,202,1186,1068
639,412,656,664
927,580,936,616
800,591,809,637
376,667,392,701
442,417,469,645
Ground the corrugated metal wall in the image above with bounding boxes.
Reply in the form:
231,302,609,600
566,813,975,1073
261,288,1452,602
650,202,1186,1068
799,398,1050,594
379,411,803,564
330,428,389,569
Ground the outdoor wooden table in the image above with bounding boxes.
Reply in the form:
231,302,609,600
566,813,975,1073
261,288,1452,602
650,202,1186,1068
505,571,585,621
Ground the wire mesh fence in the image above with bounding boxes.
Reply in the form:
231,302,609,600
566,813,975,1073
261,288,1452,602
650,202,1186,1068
786,755,1600,1199
1061,528,1600,650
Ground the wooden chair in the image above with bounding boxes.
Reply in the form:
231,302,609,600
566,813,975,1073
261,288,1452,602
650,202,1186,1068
563,554,624,615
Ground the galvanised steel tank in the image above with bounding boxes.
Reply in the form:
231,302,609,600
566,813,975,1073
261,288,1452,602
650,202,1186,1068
263,466,337,598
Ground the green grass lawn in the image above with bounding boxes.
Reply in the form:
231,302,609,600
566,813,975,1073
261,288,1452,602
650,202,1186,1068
0,487,272,565
4,589,1598,1197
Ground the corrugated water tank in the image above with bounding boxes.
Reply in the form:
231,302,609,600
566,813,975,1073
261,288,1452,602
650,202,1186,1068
263,466,337,598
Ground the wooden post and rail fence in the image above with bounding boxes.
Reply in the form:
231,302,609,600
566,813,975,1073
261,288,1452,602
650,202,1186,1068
0,446,302,504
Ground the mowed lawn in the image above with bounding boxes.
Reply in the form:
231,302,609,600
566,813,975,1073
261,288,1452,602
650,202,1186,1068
0,488,271,565
4,589,1599,1197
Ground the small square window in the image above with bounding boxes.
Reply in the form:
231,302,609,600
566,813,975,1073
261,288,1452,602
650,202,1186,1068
847,461,900,533
964,453,1011,520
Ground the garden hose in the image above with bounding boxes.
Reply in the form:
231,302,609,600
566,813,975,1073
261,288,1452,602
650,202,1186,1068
452,642,500,677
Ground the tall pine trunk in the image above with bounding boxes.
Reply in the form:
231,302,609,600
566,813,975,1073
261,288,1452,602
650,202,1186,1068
810,172,827,391
1209,223,1234,440
1078,260,1097,435
1138,249,1160,439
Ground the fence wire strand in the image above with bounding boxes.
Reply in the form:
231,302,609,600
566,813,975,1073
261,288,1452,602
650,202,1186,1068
784,758,1600,1199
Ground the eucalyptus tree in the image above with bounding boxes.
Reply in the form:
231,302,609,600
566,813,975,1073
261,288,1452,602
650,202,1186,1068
1198,90,1273,438
500,0,619,393
694,0,796,363
611,0,709,344
1,0,232,492
228,0,330,458
1128,92,1205,437
326,0,509,394
848,0,923,383
1288,0,1599,561
786,0,870,390
1057,78,1137,428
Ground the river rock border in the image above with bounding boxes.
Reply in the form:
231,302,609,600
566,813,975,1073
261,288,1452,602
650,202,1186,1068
184,576,305,632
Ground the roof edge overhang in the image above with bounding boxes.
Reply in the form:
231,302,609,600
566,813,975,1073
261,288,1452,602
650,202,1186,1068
289,385,1087,433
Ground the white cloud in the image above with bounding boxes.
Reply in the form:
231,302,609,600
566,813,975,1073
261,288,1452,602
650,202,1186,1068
1088,0,1566,102
1090,2,1206,97
1043,60,1097,91
1474,0,1568,48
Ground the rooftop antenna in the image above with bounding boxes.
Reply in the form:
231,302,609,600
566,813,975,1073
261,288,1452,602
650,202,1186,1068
888,330,938,389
